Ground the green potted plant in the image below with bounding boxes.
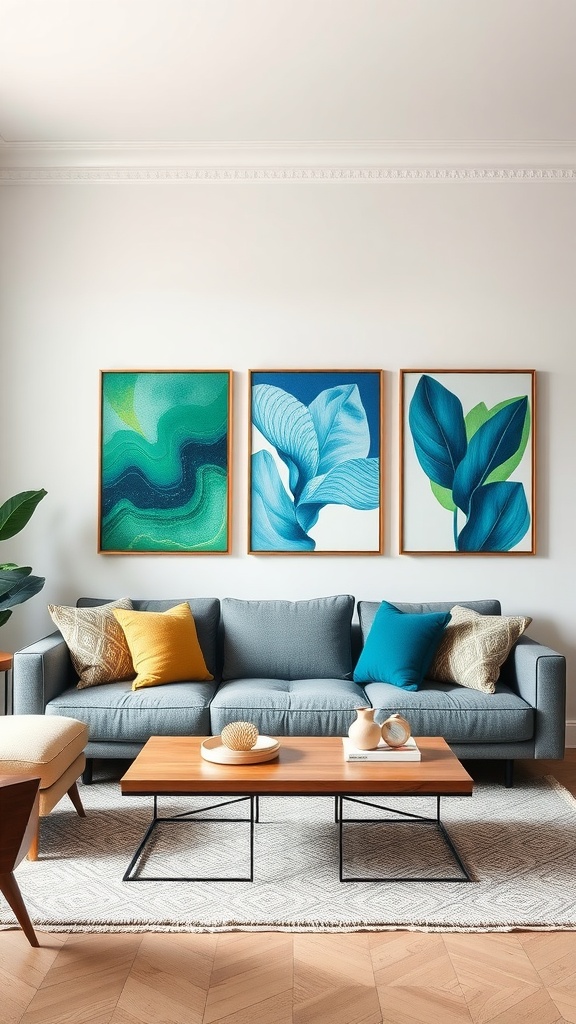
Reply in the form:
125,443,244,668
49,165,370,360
0,489,47,627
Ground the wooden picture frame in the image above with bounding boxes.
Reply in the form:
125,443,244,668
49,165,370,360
249,369,383,554
400,369,536,554
99,369,232,554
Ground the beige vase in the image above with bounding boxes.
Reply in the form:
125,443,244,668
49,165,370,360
381,713,412,747
348,708,382,750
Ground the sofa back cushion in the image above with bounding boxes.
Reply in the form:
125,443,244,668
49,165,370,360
77,598,221,679
221,595,355,681
358,599,501,642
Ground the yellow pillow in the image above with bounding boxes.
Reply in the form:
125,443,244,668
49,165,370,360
113,603,213,690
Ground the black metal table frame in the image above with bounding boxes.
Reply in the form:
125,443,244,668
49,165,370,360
123,791,471,883
336,794,471,882
123,794,256,882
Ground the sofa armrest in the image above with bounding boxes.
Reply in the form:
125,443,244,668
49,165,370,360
13,632,76,715
506,635,566,759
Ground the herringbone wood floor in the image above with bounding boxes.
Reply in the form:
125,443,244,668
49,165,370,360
1,753,575,1024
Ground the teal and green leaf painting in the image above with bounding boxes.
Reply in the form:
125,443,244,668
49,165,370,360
100,371,230,552
250,371,381,552
407,373,533,552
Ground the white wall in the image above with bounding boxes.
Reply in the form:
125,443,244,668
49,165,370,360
1,181,574,720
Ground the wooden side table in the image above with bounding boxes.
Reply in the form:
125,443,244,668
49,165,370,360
0,653,12,716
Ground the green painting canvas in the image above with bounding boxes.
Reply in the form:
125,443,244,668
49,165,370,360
100,371,231,553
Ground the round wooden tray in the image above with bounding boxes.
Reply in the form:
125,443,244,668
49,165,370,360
200,735,280,765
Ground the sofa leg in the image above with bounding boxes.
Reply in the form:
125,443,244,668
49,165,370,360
82,759,93,786
504,760,514,788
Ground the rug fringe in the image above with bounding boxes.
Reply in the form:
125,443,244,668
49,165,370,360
3,922,576,935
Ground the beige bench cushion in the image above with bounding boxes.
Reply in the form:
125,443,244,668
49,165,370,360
0,715,88,789
38,753,86,816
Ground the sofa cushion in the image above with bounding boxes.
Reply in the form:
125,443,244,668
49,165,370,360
221,595,354,681
353,601,451,691
45,680,219,743
210,677,368,736
364,679,533,744
113,603,213,690
48,597,134,688
77,598,220,679
358,599,501,640
428,605,532,693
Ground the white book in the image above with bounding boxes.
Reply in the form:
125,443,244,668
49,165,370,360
342,736,421,761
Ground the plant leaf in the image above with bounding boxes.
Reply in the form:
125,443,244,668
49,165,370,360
484,398,530,484
457,481,530,551
430,480,456,512
0,567,33,598
465,398,531,484
252,385,319,502
465,402,491,439
296,458,380,534
0,573,45,610
0,610,12,627
250,450,315,551
309,385,370,475
0,489,47,541
452,397,528,514
408,376,467,489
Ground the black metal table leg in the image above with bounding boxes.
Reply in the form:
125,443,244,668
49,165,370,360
338,794,471,883
123,794,256,882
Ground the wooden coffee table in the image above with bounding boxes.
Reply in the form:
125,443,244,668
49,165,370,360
120,735,473,883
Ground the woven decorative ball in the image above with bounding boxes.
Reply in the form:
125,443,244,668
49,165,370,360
221,721,259,751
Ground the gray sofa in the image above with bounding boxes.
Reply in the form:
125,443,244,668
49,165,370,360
12,595,566,787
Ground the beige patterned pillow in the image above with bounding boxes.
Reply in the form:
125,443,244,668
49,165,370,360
428,605,532,694
48,598,135,688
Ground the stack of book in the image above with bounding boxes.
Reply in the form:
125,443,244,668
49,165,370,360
342,736,421,761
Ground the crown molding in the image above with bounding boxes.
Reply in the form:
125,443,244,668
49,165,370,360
1,141,575,183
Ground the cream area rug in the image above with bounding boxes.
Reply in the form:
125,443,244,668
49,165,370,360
2,774,576,933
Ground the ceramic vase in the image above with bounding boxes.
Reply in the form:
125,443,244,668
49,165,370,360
348,708,382,750
381,713,411,747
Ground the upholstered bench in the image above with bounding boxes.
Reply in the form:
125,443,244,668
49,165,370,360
0,715,88,859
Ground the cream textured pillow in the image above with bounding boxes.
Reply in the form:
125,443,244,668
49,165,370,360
428,605,532,694
48,598,135,688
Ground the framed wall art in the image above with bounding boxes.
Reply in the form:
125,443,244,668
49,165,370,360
400,369,536,555
249,369,383,553
99,369,232,554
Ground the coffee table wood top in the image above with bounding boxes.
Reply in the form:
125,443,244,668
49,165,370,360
121,736,473,797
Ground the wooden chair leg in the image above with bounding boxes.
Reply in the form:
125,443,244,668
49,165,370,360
67,781,86,818
26,826,39,862
0,871,39,947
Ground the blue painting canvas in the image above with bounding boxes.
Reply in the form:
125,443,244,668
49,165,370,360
250,370,382,553
100,370,231,553
401,370,535,554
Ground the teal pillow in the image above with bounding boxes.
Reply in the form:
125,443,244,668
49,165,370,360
353,601,451,691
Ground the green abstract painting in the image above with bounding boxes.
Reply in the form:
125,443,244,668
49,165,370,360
100,370,231,553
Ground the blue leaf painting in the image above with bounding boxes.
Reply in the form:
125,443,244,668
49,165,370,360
251,374,381,551
251,451,315,550
309,385,371,475
252,385,319,502
296,458,380,534
407,374,532,552
452,396,528,514
457,481,530,552
408,376,467,489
